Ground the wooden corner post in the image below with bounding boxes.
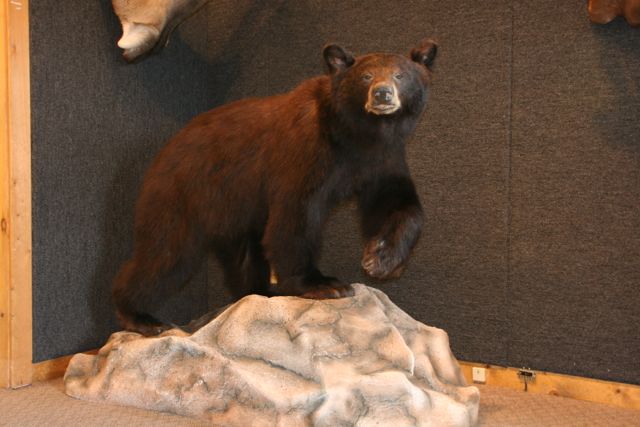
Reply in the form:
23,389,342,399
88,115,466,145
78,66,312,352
1,0,32,388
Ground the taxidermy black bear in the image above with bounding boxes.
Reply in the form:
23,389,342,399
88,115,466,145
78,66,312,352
113,39,438,335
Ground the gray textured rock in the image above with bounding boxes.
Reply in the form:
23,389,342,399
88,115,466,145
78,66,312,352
65,284,479,426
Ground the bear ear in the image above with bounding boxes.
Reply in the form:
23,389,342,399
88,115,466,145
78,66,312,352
323,44,355,74
410,39,438,70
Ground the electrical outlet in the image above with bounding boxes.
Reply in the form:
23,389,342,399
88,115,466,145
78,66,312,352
472,367,486,383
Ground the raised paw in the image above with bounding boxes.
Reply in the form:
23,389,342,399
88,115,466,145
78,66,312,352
361,238,406,279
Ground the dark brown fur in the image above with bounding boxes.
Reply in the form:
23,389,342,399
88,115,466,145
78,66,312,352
113,40,438,335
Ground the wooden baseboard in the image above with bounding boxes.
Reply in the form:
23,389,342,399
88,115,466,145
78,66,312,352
459,361,640,411
32,355,75,383
32,350,98,383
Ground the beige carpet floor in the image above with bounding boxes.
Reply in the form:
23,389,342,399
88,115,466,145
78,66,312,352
0,379,638,426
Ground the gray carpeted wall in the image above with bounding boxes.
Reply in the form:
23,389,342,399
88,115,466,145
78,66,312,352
30,0,640,384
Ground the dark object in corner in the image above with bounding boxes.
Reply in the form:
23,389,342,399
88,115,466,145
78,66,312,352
588,0,640,26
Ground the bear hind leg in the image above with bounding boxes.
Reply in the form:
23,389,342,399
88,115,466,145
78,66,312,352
112,244,204,336
112,258,171,336
214,234,271,299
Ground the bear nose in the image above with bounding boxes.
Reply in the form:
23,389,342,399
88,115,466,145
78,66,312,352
373,85,395,105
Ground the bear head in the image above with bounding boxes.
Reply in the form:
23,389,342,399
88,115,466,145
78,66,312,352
323,39,438,118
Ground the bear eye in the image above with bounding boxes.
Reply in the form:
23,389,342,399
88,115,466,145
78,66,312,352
362,72,373,81
394,72,404,80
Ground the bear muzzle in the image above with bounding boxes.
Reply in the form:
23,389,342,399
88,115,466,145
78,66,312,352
366,83,401,115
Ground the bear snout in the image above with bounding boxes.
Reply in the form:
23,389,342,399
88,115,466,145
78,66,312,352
374,86,394,104
366,82,401,115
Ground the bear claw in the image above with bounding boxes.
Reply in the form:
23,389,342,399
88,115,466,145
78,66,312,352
300,283,354,299
362,239,405,279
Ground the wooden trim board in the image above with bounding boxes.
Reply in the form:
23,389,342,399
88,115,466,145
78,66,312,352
32,354,76,383
460,361,640,411
32,350,98,383
0,0,32,389
0,0,11,389
32,350,99,383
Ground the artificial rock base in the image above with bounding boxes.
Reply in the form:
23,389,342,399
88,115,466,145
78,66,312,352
65,284,479,426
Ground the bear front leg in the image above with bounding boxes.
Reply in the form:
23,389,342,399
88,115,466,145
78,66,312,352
359,174,424,279
262,201,353,299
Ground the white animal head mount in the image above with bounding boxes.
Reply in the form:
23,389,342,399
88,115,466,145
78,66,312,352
112,0,211,62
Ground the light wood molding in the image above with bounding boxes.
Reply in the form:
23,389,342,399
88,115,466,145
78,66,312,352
0,0,10,389
460,361,640,411
0,0,32,389
32,355,75,384
32,350,98,383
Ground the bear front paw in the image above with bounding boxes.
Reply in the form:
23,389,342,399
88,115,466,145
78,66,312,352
361,239,406,279
300,283,354,299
